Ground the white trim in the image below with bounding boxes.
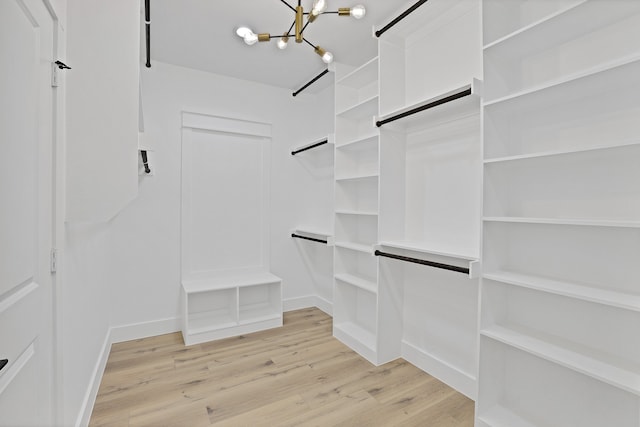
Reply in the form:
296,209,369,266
401,340,477,401
75,329,111,427
283,295,332,316
110,317,181,344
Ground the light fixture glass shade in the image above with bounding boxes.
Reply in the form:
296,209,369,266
312,0,328,15
351,5,366,19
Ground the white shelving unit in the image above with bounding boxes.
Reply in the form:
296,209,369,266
181,269,282,345
374,0,482,399
478,1,640,425
332,57,392,365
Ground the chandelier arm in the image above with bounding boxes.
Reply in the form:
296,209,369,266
287,20,296,33
301,19,311,34
279,0,296,13
302,37,316,48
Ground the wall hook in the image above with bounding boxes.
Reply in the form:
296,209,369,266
55,60,71,70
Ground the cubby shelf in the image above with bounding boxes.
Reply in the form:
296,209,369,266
377,80,481,132
334,273,377,294
484,54,640,107
335,95,378,120
483,217,640,229
484,139,640,164
482,270,640,313
181,270,282,345
481,325,640,396
477,404,537,427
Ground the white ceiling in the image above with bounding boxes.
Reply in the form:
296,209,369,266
149,0,411,91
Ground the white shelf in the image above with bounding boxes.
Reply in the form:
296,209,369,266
333,321,376,352
182,269,281,294
334,242,373,254
336,56,378,89
334,172,379,182
483,270,640,313
477,404,537,427
239,303,281,325
187,311,237,335
336,95,378,120
335,132,379,150
484,54,640,107
335,209,378,217
481,325,640,396
377,80,481,132
292,227,333,243
484,139,640,164
483,1,639,53
290,135,333,155
334,273,377,294
378,240,478,262
483,217,640,229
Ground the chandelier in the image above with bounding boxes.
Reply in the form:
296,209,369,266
236,0,366,64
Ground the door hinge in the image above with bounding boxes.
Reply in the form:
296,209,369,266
50,248,57,273
51,63,59,87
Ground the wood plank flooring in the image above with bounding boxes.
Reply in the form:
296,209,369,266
90,308,474,426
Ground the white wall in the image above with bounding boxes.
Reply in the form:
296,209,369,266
108,61,334,333
61,0,140,425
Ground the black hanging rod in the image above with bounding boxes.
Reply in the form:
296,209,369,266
375,0,430,38
376,88,472,127
0,359,8,372
291,233,328,244
374,250,469,275
145,0,151,68
140,150,151,174
292,69,329,97
291,139,328,155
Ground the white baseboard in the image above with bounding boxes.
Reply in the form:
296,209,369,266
110,317,181,344
284,295,332,316
401,340,477,401
76,329,111,427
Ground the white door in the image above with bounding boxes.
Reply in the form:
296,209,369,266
0,0,55,425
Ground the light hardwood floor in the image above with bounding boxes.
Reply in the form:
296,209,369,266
90,308,474,426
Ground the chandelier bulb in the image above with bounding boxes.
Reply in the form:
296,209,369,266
236,26,252,38
244,31,258,45
351,4,366,19
322,51,333,64
277,35,289,49
312,0,328,15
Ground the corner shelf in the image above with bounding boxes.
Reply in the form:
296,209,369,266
483,217,640,229
334,172,379,182
335,132,379,149
335,95,378,120
335,56,378,88
334,241,372,254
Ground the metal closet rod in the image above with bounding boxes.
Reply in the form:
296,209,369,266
375,0,430,38
376,88,472,127
145,0,151,68
291,139,328,155
291,233,328,244
374,250,469,275
140,150,151,173
292,69,329,97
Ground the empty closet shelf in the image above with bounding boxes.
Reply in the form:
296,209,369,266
376,241,479,277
